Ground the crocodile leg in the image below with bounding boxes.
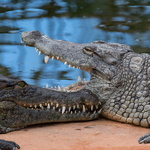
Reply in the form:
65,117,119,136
0,139,20,150
138,133,150,144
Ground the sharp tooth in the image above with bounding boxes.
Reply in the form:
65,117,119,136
73,66,75,68
63,88,67,92
96,105,99,109
68,65,71,68
53,106,56,110
73,105,76,110
30,104,32,107
91,105,94,111
69,106,71,112
64,61,67,65
51,102,53,106
77,104,80,109
47,103,50,109
78,76,82,82
58,86,61,90
35,48,38,52
34,105,37,108
39,104,44,109
56,103,59,108
38,51,41,55
44,56,49,63
83,105,86,112
45,103,47,106
46,84,49,88
98,109,102,114
57,56,59,59
52,56,54,60
62,106,66,114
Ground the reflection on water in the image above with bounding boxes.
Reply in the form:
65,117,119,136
0,0,150,87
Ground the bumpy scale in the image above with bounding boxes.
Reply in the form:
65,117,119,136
0,31,149,149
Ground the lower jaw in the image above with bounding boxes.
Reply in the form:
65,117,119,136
10,108,101,128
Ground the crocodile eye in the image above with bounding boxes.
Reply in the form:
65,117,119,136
17,81,26,87
82,46,96,56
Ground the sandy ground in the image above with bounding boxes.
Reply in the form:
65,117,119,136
1,118,150,150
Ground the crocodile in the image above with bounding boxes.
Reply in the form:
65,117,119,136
0,31,150,149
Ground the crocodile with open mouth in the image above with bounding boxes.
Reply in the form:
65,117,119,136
0,31,149,149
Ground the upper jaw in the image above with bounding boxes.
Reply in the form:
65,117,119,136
21,31,95,73
2,84,102,116
21,31,132,81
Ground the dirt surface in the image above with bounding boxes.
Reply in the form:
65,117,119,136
1,118,150,150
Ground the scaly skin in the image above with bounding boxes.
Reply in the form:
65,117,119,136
21,31,150,144
21,31,150,127
0,75,100,149
0,75,100,133
0,31,149,148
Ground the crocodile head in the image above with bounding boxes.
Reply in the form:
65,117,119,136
21,31,132,80
0,75,100,133
21,31,133,104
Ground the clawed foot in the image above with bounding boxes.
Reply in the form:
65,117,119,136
138,133,150,144
0,139,20,150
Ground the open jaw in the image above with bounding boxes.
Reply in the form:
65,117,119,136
21,30,96,94
19,30,131,130
20,31,102,114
